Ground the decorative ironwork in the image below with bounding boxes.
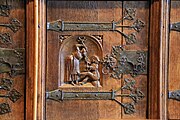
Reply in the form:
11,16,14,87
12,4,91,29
0,48,25,76
168,90,180,101
170,22,180,32
0,103,11,115
102,45,147,78
0,78,13,91
0,1,11,17
47,8,145,45
0,33,12,44
0,78,22,115
0,18,22,33
0,89,22,102
46,78,144,114
8,89,22,103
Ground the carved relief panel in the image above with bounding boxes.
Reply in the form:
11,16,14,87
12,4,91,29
59,35,103,87
46,1,149,120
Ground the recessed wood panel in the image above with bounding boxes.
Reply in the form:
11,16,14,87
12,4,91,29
46,1,149,120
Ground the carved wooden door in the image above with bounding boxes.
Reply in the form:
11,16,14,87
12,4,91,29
0,1,25,120
45,1,151,120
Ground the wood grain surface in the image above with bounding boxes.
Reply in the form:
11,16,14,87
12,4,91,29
168,1,180,119
0,1,25,120
46,1,149,119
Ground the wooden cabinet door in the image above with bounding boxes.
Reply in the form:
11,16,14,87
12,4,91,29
45,1,152,120
168,0,180,119
0,1,25,120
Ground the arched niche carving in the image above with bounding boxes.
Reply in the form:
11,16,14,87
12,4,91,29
58,35,103,87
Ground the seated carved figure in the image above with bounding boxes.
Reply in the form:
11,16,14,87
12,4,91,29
79,55,101,87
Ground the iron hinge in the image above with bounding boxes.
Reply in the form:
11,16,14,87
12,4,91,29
0,48,25,76
168,90,180,101
46,78,145,114
170,22,180,32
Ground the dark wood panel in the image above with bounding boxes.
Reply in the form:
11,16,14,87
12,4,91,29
148,0,161,119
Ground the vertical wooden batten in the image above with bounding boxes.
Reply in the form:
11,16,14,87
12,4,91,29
37,0,46,120
34,0,38,120
26,0,35,120
148,0,161,119
160,0,170,119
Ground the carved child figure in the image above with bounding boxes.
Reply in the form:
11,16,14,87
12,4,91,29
79,55,101,87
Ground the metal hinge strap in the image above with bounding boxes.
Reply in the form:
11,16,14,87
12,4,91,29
46,78,145,114
170,22,180,32
0,48,25,76
168,90,180,101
